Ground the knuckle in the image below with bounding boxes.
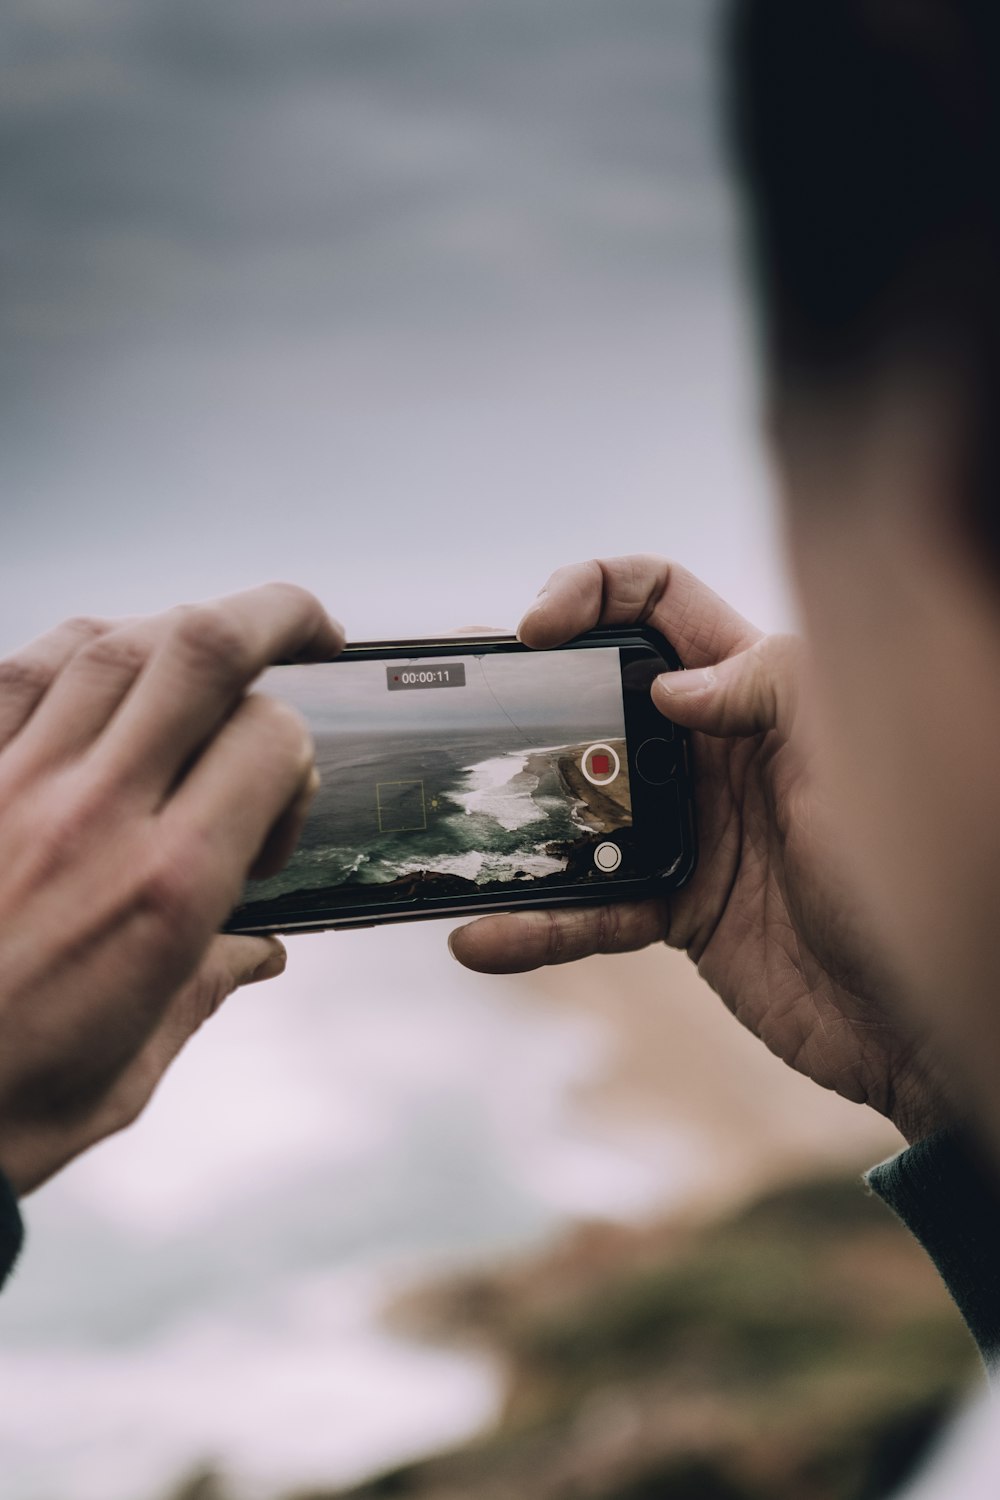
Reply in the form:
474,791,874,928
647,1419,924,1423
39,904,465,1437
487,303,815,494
23,775,116,881
542,908,569,965
763,633,804,727
0,618,114,703
681,612,724,665
578,558,605,594
50,775,110,838
623,556,648,599
173,606,249,679
611,554,667,620
135,838,210,940
59,615,111,646
0,653,54,702
263,581,333,648
75,631,149,679
595,903,620,954
137,864,199,942
262,580,318,614
636,560,669,623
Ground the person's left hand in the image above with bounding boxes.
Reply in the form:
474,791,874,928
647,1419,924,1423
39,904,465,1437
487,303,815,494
21,932,288,1185
0,583,340,1195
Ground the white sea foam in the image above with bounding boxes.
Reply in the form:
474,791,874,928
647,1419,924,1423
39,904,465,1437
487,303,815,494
568,798,594,833
418,847,565,882
408,850,486,882
451,745,568,833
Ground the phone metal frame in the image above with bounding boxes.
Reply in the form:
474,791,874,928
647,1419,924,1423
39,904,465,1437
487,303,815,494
226,626,697,934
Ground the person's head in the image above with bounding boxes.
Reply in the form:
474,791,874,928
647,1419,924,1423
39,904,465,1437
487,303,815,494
729,0,1000,1141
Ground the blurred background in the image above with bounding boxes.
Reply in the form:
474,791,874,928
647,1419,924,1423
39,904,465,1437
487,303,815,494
0,3,978,1499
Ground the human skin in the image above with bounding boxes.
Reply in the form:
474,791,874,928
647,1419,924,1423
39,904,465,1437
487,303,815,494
449,552,955,1147
0,583,343,1195
776,384,1000,1157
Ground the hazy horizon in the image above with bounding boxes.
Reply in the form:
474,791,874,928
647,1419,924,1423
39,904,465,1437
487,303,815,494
260,647,626,737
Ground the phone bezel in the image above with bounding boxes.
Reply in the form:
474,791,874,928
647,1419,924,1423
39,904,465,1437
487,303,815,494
225,626,697,934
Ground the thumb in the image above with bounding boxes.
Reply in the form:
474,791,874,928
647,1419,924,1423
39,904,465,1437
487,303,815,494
221,934,289,990
153,934,287,1058
651,634,803,739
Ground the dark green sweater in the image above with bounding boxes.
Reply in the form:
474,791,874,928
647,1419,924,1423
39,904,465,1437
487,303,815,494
0,1170,23,1291
867,1129,1000,1374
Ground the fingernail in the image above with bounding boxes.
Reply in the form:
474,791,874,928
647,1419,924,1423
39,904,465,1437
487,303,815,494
656,666,716,695
306,767,321,797
516,598,547,643
250,946,287,983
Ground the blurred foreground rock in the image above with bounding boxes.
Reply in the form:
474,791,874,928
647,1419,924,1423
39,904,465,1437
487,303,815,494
290,1174,977,1500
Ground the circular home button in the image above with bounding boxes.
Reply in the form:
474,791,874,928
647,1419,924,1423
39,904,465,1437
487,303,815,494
635,738,675,786
593,842,622,873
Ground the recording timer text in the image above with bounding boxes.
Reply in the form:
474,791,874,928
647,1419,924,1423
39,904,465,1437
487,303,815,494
386,663,468,692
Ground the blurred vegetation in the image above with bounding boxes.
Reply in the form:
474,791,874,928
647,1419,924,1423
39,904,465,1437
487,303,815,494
285,1174,979,1500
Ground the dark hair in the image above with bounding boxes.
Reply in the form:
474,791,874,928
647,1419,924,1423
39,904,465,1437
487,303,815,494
728,0,1000,544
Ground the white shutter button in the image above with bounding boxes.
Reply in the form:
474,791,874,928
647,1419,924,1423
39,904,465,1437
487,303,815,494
594,842,622,873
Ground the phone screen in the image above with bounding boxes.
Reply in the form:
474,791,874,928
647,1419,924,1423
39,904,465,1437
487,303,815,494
235,646,640,922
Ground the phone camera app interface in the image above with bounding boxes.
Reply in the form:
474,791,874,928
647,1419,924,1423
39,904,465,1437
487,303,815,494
236,648,635,919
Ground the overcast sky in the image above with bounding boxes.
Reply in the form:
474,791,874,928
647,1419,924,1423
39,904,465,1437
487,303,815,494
0,0,790,657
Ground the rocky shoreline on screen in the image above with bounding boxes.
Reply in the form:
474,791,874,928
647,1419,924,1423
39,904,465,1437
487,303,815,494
230,823,639,923
546,739,632,834
230,739,638,922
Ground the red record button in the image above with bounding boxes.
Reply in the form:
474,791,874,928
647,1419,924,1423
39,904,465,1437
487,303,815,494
581,743,620,786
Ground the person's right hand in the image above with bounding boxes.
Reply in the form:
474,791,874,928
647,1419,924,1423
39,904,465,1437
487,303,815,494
0,584,343,1195
449,556,951,1144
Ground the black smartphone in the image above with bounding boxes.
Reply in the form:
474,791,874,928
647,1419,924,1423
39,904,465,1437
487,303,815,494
226,627,696,934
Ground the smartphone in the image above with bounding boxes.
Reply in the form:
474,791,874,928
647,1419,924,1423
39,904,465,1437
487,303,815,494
225,627,696,934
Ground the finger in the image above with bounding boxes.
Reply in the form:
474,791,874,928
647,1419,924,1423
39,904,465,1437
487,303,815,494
95,583,342,799
652,634,803,740
447,899,672,975
11,617,157,771
248,764,321,881
517,556,761,668
183,933,288,1002
148,933,287,1063
0,617,114,749
229,933,288,985
161,692,315,906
